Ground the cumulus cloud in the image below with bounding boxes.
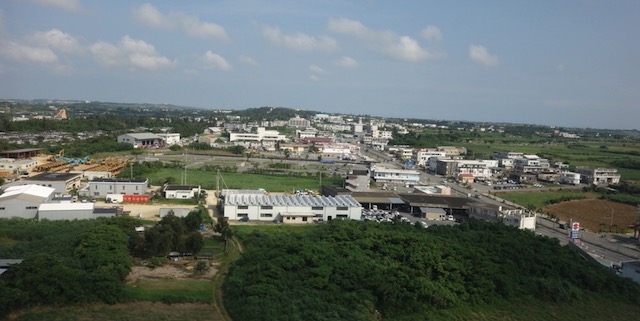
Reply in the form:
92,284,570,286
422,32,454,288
133,3,227,40
202,50,232,71
239,54,258,65
263,26,338,52
30,29,82,53
25,0,82,12
328,17,439,62
421,25,442,41
309,74,320,82
309,64,326,74
469,45,499,66
1,42,58,64
336,56,358,68
90,35,174,70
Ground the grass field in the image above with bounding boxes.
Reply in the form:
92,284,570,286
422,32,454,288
7,303,220,321
143,168,340,192
123,278,213,303
496,189,595,210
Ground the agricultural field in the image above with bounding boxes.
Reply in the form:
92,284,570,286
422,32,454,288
546,199,639,233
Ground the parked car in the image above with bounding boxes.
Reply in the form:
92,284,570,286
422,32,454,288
239,216,249,222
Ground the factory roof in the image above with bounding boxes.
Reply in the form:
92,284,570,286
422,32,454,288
225,194,361,207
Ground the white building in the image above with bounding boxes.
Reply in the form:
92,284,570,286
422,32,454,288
288,116,311,128
470,204,536,231
0,185,56,219
229,127,286,142
157,133,181,146
80,178,149,198
514,155,551,173
371,166,421,185
164,185,201,199
455,160,495,180
296,128,318,139
117,133,164,148
6,172,82,194
575,167,621,185
223,193,362,223
414,149,446,167
37,203,115,221
0,158,39,173
558,171,581,185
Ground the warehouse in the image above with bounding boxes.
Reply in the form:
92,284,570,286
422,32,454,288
0,184,56,219
81,178,149,198
223,193,362,222
6,172,81,194
37,203,117,221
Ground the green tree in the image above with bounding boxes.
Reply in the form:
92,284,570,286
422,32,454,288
214,217,233,254
74,224,132,281
185,209,204,231
184,231,204,254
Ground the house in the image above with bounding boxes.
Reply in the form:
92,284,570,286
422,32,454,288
117,133,164,148
0,184,55,219
458,173,474,184
513,155,551,173
222,193,362,222
5,172,81,194
470,204,536,231
157,133,181,146
80,178,149,198
164,185,201,199
575,167,621,185
558,171,581,185
414,149,446,167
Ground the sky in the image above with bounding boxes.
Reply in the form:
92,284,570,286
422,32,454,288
1,0,639,130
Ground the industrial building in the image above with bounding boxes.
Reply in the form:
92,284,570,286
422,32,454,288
222,192,362,223
0,185,56,219
80,178,149,198
370,166,421,186
37,203,117,221
164,185,201,199
4,172,82,194
117,133,164,148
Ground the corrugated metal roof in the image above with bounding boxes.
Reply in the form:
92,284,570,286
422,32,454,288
226,193,361,207
125,133,162,140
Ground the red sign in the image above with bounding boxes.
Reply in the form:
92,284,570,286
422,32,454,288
123,194,150,203
572,222,580,231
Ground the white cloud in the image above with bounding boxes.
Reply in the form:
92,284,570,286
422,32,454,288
202,50,232,71
336,56,358,68
469,45,499,66
133,3,227,40
309,74,320,82
387,36,430,62
25,0,82,12
239,54,258,65
328,17,438,62
90,36,175,71
309,64,326,74
263,26,338,52
1,42,58,63
30,29,82,54
132,3,173,30
421,25,442,41
557,64,566,71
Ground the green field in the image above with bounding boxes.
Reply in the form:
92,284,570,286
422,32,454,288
123,279,213,303
142,168,341,192
496,190,595,210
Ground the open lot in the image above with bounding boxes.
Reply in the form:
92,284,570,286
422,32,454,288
545,199,639,233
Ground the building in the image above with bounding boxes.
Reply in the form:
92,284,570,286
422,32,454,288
620,260,640,284
287,116,311,128
414,149,446,167
117,133,164,148
370,166,421,186
470,204,536,231
157,133,181,146
6,172,81,194
493,151,524,168
345,170,370,192
437,146,467,157
223,193,362,223
558,171,581,185
575,167,621,185
0,148,44,159
419,207,447,220
160,207,193,218
513,155,551,173
81,178,149,198
37,203,116,221
413,185,451,195
295,128,318,139
164,185,201,199
0,184,55,219
229,127,286,142
0,158,39,174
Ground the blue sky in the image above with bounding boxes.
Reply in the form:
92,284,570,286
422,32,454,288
1,0,639,130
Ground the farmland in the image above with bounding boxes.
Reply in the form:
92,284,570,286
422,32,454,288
546,199,639,233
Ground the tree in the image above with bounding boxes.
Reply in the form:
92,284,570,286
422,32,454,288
214,217,233,254
74,224,132,281
184,231,204,254
185,209,204,231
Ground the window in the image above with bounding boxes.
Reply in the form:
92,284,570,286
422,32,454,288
312,206,323,211
238,205,249,210
260,213,273,218
109,186,112,190
0,207,5,210
238,213,248,217
337,207,348,211
94,192,99,196
136,186,139,190
260,205,273,210
336,214,348,218
26,206,37,210
302,217,308,222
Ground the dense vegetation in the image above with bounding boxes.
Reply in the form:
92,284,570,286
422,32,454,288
0,208,210,318
225,221,640,321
